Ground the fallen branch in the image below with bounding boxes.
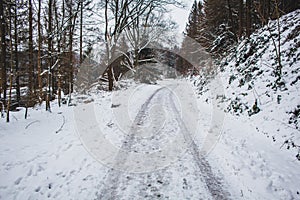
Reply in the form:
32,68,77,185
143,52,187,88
273,119,300,132
25,120,40,129
56,115,65,134
12,114,18,121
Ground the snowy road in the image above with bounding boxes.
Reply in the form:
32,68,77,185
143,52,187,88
91,81,230,199
1,79,299,200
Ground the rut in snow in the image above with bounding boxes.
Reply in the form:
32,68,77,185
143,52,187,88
168,91,230,199
97,84,230,199
98,87,165,199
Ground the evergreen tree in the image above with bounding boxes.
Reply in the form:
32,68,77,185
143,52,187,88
177,1,204,74
185,0,199,39
195,1,209,49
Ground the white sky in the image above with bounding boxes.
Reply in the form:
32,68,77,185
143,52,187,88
170,1,193,33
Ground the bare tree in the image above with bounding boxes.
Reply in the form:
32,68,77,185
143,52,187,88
125,9,176,67
103,0,183,91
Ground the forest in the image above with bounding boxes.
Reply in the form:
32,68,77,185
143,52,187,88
0,0,299,122
0,0,181,122
179,0,299,71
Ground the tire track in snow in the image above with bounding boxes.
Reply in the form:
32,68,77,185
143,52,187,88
97,83,230,199
97,86,165,199
168,90,231,199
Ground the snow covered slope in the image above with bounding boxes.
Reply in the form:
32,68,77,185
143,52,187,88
191,9,300,199
194,9,300,159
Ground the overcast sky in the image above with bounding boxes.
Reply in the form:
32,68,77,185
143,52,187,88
170,1,193,33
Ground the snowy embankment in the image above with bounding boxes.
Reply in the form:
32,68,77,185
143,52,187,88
192,9,300,199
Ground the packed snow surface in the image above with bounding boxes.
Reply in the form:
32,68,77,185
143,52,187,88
0,79,299,200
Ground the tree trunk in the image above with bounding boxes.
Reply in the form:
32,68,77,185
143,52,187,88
46,0,53,111
238,0,244,38
266,0,270,23
0,0,6,104
261,0,271,25
275,0,282,82
59,0,66,106
108,67,113,91
80,0,83,64
54,0,61,107
28,0,34,104
7,4,13,122
246,0,252,37
104,0,113,91
227,0,234,33
69,0,74,95
37,0,42,103
14,1,20,104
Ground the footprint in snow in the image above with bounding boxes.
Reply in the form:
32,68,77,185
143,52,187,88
14,177,22,185
27,167,33,176
35,186,41,192
63,144,73,151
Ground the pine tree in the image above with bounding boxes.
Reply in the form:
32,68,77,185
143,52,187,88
238,0,244,38
246,0,252,37
185,0,199,39
195,1,209,48
204,0,227,33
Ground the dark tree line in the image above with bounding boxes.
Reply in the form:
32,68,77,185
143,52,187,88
177,0,299,71
0,0,94,121
0,0,183,121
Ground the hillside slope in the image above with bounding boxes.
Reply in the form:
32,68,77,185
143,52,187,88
190,10,300,199
195,9,300,158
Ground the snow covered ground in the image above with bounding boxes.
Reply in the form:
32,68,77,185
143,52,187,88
0,78,299,199
1,10,300,200
0,101,108,199
190,9,300,200
195,79,300,199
